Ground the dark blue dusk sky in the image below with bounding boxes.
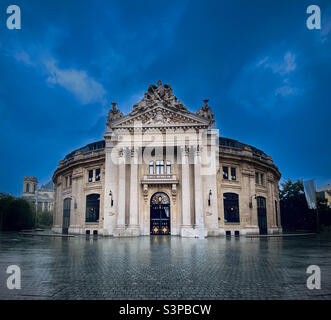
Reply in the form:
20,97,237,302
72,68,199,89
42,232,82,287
0,0,330,196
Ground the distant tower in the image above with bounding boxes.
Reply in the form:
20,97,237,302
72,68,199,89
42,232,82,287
23,176,38,196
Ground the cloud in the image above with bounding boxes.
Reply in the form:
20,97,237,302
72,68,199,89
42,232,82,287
229,51,301,112
275,85,299,97
44,58,107,105
14,52,35,66
12,50,107,106
257,52,296,75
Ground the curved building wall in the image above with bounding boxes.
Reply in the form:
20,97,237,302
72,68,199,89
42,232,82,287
52,146,105,235
52,139,281,236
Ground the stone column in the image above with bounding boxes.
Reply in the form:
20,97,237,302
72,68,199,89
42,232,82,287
128,148,140,236
181,146,192,236
194,146,204,237
114,148,126,235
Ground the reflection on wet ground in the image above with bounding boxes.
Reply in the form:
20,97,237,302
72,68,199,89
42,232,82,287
0,232,330,299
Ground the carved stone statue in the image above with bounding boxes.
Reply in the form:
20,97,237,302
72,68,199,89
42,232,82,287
107,102,123,124
130,80,189,115
196,99,214,121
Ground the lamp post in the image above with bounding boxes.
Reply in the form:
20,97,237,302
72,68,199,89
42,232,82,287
208,190,212,206
109,190,113,207
34,189,38,229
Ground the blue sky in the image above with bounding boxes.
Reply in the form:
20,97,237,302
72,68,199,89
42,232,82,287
0,0,330,196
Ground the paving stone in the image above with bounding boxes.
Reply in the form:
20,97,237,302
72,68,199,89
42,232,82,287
0,232,330,300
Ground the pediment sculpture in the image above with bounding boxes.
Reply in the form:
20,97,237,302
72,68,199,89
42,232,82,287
130,80,189,116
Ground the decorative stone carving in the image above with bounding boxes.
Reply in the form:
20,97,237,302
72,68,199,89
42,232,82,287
171,184,177,203
151,192,170,205
107,102,123,124
130,80,189,116
143,184,148,203
196,99,214,121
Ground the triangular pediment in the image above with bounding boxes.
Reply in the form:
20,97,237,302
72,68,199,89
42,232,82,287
110,105,210,129
106,81,215,130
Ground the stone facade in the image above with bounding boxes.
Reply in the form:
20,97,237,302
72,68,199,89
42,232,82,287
22,176,54,212
52,81,282,237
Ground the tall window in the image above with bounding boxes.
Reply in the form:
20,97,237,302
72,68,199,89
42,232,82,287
65,176,68,187
88,170,93,182
69,175,72,186
231,167,236,180
223,193,240,223
275,200,278,226
149,161,154,174
255,172,259,184
156,160,164,174
86,194,100,223
260,173,264,185
166,161,171,174
26,183,30,193
95,168,100,181
223,166,229,179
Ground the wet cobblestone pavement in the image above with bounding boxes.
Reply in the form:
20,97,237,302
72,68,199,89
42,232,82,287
0,232,330,300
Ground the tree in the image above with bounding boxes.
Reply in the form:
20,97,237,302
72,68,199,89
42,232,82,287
279,179,315,231
35,207,53,228
0,194,35,231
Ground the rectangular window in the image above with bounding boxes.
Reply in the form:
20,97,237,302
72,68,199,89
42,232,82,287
95,168,100,181
260,173,264,185
223,166,228,179
255,172,259,184
69,175,72,186
231,167,236,180
166,161,171,174
275,200,278,226
88,170,93,182
149,161,154,174
156,160,164,174
65,176,68,187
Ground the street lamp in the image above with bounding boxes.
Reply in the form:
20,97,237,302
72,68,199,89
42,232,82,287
208,190,212,206
109,190,114,207
34,189,38,228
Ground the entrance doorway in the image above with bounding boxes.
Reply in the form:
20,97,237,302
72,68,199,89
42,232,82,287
150,192,170,235
63,198,71,234
256,196,267,235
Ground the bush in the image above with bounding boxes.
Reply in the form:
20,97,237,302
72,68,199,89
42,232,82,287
0,195,35,231
36,209,53,228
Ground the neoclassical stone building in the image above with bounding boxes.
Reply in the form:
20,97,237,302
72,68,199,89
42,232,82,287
52,81,282,237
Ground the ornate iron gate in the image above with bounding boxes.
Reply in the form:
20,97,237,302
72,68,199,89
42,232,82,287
150,192,170,235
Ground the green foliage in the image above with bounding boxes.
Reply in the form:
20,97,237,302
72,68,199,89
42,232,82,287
0,195,35,230
36,208,53,228
280,179,315,231
280,179,331,231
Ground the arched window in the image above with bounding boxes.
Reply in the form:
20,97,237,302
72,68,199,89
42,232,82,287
223,193,240,223
26,183,30,193
86,194,100,223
